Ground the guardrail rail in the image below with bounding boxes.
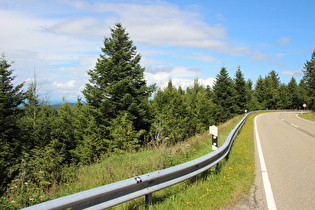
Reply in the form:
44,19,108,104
22,113,251,210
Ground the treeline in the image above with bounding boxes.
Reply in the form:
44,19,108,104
0,23,314,201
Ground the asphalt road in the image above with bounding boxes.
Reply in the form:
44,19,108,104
254,112,315,210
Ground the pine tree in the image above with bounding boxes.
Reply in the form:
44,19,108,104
0,55,25,190
72,105,108,164
278,83,289,109
19,72,42,151
83,23,155,146
245,79,259,111
212,67,237,123
298,79,308,110
233,67,247,114
265,70,281,109
109,111,144,153
287,77,299,109
150,80,189,145
186,79,215,134
254,76,267,109
302,50,315,110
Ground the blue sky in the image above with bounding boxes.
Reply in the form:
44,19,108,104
1,0,314,103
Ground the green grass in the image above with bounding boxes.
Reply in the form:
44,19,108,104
113,114,256,209
298,111,315,122
1,114,256,209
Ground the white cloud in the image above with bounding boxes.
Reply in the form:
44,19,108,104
250,54,272,61
282,69,303,76
171,66,200,77
54,1,254,56
144,65,199,88
145,71,170,88
53,80,76,89
277,46,315,58
144,65,215,90
172,78,194,89
186,54,222,63
0,0,259,101
48,17,107,38
199,77,216,87
278,36,291,45
145,65,199,77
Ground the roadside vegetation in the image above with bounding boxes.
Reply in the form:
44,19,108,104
1,114,255,209
299,111,315,122
1,22,314,209
114,113,256,209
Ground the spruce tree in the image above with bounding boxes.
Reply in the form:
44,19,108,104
298,79,308,109
265,70,281,109
0,55,25,190
19,72,41,151
302,50,315,110
254,76,267,109
150,80,189,144
233,67,247,114
278,83,289,109
287,77,299,109
186,79,215,134
83,23,155,145
212,67,237,123
245,79,259,111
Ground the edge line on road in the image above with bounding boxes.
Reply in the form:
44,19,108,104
254,115,277,210
296,114,315,124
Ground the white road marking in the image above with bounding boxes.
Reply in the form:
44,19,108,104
291,124,298,128
255,115,277,210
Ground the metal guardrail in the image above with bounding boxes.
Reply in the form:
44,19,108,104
22,113,250,210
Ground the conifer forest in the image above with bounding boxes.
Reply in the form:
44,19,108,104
1,23,314,204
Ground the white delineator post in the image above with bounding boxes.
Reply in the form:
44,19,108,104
209,125,218,151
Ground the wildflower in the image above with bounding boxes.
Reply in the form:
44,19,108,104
5,186,10,193
20,173,25,180
184,142,190,147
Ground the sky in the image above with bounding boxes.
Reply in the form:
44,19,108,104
1,0,314,103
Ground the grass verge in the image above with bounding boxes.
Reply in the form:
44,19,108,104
298,111,315,122
113,114,256,209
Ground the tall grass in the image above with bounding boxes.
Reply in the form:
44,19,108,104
1,114,256,209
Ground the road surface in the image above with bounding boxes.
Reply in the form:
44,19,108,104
254,112,315,210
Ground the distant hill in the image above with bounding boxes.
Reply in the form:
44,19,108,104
52,102,76,108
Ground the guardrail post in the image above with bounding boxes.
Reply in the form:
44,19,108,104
145,193,152,209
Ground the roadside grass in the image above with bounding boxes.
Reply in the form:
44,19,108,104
1,114,255,209
49,115,243,198
299,111,315,122
113,113,255,209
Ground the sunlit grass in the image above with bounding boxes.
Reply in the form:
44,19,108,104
113,114,255,209
299,111,315,122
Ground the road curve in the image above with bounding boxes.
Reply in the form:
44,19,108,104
254,112,315,210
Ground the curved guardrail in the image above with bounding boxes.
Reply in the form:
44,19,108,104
22,113,250,210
